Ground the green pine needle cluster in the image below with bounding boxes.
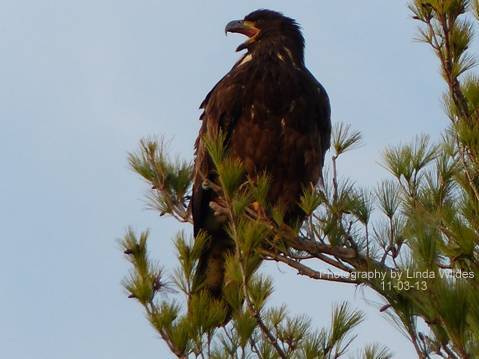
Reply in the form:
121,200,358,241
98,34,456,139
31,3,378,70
121,1,479,357
122,229,383,358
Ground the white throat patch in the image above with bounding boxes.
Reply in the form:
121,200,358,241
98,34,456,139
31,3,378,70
238,54,253,66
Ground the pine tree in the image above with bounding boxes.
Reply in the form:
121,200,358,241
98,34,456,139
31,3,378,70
122,1,479,357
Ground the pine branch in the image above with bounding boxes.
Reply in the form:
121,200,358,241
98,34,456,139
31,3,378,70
260,249,358,283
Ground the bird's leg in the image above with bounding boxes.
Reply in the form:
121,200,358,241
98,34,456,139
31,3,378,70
251,201,267,219
209,199,229,219
202,179,223,194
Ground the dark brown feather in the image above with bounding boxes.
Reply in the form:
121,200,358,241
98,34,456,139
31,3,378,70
191,9,331,305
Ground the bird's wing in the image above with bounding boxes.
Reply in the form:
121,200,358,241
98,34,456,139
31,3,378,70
192,67,246,236
304,68,331,168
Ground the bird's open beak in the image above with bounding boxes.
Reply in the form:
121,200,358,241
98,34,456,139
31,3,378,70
225,20,260,52
225,20,259,38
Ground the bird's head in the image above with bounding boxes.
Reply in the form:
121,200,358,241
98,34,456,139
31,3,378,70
225,9,305,63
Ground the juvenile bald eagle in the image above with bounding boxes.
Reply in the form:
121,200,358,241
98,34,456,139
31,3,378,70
192,10,331,302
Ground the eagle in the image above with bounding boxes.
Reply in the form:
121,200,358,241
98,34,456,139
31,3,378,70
191,9,331,304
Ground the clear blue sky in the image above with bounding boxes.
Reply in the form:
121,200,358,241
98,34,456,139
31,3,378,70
1,1,449,358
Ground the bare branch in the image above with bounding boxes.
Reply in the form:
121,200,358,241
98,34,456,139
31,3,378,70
261,249,358,284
